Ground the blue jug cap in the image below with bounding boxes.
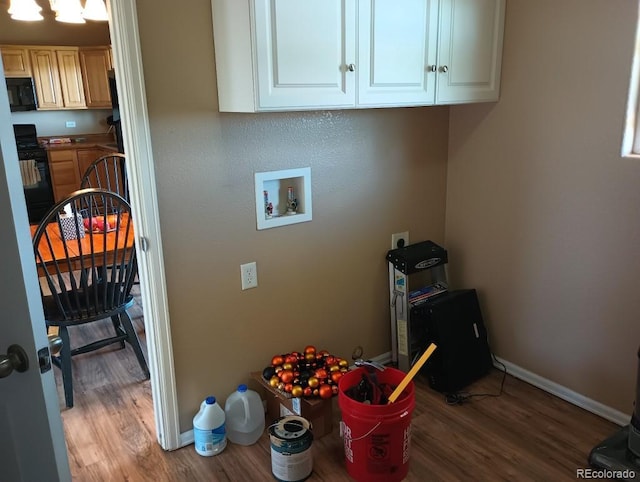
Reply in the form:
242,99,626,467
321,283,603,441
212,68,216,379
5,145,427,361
205,396,216,404
237,384,247,392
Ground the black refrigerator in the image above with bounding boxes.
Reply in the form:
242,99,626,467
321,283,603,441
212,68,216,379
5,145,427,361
108,70,124,154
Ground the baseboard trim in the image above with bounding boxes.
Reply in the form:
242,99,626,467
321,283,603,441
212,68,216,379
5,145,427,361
493,356,629,427
179,430,194,448
375,350,629,427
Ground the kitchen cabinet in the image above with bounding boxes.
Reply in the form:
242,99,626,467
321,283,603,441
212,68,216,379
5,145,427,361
48,147,113,202
79,47,113,109
30,47,86,110
211,0,505,112
0,46,32,77
48,149,82,202
435,0,505,104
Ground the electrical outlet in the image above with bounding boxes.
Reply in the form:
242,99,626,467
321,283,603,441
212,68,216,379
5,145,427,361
241,262,258,290
391,231,409,249
65,121,76,128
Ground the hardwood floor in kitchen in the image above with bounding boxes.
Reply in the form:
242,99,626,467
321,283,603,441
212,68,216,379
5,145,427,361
56,295,622,481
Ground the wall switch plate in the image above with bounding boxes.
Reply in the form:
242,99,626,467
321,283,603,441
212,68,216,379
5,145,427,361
391,231,409,249
241,262,258,290
65,121,76,128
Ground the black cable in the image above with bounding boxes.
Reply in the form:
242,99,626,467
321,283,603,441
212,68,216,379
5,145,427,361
444,353,507,405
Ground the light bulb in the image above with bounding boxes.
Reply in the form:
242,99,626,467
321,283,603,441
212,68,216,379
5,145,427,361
82,0,108,21
54,0,85,23
9,0,44,21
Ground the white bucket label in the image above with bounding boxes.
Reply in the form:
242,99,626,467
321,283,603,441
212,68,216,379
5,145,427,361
271,446,312,481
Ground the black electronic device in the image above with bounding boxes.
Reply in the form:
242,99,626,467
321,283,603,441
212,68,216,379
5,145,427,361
387,240,448,275
412,289,492,393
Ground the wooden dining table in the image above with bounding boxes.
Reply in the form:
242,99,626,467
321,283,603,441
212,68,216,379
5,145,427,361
31,213,135,276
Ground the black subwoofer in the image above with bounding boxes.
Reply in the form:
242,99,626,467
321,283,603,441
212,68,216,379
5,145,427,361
412,289,493,393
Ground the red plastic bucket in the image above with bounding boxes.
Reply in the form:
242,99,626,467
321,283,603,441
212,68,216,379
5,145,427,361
338,367,415,482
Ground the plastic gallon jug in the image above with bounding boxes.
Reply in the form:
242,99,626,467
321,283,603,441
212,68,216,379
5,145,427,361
193,396,227,456
224,384,265,445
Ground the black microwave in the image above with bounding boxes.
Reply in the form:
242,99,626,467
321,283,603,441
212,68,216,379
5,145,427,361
6,77,37,112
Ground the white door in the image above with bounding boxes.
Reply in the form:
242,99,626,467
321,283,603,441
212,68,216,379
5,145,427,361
0,64,71,480
254,0,356,110
357,0,438,107
436,0,505,104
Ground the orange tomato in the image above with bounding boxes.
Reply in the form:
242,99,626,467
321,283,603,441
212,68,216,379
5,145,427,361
314,368,328,380
304,345,316,355
330,371,343,384
272,355,284,367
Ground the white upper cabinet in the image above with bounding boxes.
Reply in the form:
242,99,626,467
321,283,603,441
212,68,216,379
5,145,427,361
357,0,438,107
211,0,505,112
254,0,356,110
435,0,505,104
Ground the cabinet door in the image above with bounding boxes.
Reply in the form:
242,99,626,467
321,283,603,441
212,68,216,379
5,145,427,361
1,47,31,77
48,150,81,202
80,48,112,109
56,49,86,109
357,0,438,107
30,49,65,110
253,0,356,110
76,148,108,180
435,0,505,104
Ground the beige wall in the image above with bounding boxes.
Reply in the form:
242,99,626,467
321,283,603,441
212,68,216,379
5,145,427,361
447,0,640,414
134,0,449,430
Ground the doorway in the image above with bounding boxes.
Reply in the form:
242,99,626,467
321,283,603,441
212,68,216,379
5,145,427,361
1,0,180,451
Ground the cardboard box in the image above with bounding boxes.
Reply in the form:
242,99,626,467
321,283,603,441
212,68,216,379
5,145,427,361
251,371,333,438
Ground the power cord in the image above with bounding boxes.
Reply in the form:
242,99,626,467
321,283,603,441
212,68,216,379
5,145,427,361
444,354,507,405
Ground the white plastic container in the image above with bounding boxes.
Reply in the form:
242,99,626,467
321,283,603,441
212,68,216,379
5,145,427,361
193,396,227,456
224,384,265,445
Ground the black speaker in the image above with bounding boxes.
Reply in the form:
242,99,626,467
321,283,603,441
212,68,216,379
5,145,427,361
411,289,492,393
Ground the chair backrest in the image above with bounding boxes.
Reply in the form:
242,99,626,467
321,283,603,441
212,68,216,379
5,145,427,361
32,188,137,325
80,153,129,202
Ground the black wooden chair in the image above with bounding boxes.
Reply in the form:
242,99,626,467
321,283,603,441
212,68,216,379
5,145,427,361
32,188,149,408
80,153,129,202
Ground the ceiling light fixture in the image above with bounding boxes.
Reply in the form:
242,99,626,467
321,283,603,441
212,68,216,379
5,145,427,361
81,0,108,21
8,0,44,21
53,0,85,23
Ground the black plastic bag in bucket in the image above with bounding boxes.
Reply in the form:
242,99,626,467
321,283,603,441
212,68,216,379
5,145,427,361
338,367,415,482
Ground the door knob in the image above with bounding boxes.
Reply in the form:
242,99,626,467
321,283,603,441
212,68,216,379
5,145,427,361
48,335,63,356
0,344,29,379
427,65,437,72
440,65,449,73
347,63,356,72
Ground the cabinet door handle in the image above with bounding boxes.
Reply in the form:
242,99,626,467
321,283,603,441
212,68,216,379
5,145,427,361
427,65,437,72
439,65,449,73
347,63,356,72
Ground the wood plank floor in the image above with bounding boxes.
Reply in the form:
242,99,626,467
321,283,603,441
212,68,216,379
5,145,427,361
56,291,623,481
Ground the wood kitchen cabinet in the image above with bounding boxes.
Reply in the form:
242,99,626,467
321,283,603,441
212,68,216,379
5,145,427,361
0,46,32,77
48,147,114,202
211,0,505,112
79,47,112,108
48,149,82,202
30,47,86,110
